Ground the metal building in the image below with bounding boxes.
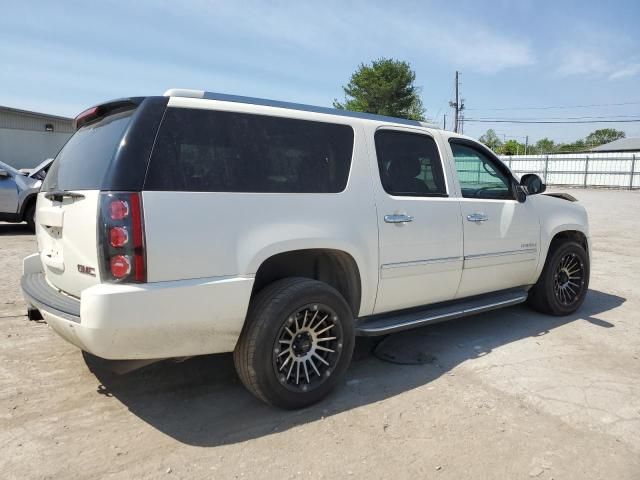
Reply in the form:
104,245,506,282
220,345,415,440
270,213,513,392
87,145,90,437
590,137,640,153
0,106,73,170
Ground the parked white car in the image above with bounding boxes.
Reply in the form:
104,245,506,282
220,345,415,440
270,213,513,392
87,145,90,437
0,158,53,231
22,89,590,408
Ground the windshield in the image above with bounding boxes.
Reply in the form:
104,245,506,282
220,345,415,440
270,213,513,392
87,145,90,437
42,110,134,192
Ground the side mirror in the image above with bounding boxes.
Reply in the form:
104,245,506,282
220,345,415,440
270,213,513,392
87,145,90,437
520,173,546,195
0,169,9,178
515,184,527,203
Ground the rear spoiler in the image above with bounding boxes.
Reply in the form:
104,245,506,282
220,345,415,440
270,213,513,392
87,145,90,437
74,97,145,130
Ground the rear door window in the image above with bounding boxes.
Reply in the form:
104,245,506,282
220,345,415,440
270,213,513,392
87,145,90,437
374,130,447,197
145,108,354,193
42,110,134,191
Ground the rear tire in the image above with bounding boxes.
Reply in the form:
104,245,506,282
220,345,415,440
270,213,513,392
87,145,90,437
25,203,36,232
234,277,355,409
528,240,589,316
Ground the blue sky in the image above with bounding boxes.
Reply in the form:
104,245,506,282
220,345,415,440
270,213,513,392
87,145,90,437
2,0,639,143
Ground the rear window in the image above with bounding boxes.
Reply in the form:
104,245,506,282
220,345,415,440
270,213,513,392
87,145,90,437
144,108,354,193
42,110,134,192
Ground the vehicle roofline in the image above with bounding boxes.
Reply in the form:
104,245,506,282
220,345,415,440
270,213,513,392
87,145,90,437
163,88,441,129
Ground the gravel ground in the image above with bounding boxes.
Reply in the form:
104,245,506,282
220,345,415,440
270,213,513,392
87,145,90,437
1,188,639,479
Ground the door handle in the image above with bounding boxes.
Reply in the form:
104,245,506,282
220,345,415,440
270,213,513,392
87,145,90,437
467,213,489,223
384,214,414,224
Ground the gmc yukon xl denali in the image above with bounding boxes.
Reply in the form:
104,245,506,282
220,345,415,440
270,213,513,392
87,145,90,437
22,89,590,408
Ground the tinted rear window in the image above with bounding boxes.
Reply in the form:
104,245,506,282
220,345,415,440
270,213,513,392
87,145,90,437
145,108,354,193
42,110,134,191
375,130,447,197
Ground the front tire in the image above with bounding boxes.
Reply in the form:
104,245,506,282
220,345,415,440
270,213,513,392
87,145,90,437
234,277,355,409
528,240,589,315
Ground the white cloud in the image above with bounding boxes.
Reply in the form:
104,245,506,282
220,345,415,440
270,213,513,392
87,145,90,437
186,0,535,74
554,49,611,77
551,25,640,80
609,63,640,80
398,17,535,74
553,48,640,80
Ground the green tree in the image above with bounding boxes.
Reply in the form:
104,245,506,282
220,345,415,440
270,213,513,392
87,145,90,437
500,139,526,155
557,139,587,153
334,58,425,121
479,129,503,151
584,128,625,147
535,138,556,154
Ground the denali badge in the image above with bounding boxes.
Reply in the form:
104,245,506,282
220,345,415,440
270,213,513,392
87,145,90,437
77,264,96,277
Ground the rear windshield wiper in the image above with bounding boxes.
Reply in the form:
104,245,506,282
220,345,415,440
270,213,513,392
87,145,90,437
44,190,86,202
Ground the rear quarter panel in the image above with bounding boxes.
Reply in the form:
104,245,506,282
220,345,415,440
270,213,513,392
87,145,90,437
142,120,380,316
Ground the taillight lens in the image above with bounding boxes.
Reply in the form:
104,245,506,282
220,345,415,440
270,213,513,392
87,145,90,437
99,192,146,283
110,255,131,278
109,226,129,248
109,200,129,220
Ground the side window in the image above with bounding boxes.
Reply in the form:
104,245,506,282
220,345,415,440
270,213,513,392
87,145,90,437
145,108,354,193
374,130,447,197
450,142,512,199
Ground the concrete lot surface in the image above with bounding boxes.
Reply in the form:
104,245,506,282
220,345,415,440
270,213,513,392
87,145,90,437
1,188,639,479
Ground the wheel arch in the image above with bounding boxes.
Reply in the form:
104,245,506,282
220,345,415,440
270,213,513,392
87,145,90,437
251,248,363,317
534,225,590,283
550,229,589,253
18,193,37,220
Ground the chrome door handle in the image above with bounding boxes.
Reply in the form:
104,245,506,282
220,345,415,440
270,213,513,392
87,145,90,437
384,214,414,224
467,213,489,223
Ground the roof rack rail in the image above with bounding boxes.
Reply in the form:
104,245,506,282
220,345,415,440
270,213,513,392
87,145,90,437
163,88,438,129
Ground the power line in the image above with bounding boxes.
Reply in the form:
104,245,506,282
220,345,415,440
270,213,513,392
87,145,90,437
465,118,640,124
465,100,640,111
433,83,455,126
471,114,640,121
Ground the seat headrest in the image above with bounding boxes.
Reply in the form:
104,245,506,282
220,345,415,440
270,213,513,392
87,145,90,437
388,156,421,179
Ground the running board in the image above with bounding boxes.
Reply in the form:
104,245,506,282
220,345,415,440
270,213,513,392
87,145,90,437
355,288,529,336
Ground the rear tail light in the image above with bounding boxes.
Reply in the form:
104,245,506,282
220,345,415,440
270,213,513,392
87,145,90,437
74,106,100,129
110,255,132,278
109,200,129,220
109,226,129,248
99,192,146,283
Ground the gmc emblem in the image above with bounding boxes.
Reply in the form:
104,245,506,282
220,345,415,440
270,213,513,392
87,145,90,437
77,264,96,277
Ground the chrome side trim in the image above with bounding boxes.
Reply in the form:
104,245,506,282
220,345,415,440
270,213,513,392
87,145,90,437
381,256,463,270
462,296,527,313
464,248,537,260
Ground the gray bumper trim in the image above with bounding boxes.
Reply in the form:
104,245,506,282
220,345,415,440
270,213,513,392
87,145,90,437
21,273,81,323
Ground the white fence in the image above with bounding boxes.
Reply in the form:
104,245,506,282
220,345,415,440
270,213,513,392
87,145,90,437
498,152,640,189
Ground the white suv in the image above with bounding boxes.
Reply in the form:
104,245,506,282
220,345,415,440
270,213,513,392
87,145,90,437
22,89,590,408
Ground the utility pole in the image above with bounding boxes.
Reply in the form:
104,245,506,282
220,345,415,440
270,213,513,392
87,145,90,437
443,114,446,130
448,71,464,133
454,71,459,133
525,135,529,155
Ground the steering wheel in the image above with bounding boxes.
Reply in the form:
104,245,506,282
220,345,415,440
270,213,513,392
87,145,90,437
482,161,500,178
473,186,497,197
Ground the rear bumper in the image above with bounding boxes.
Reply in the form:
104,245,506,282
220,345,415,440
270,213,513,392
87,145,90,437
21,254,253,360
